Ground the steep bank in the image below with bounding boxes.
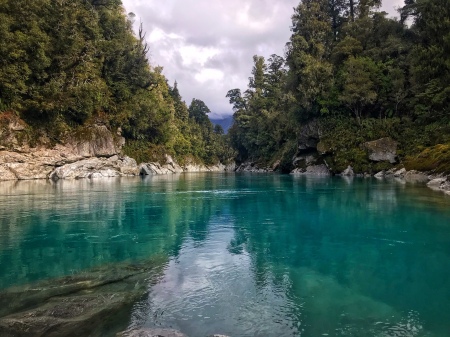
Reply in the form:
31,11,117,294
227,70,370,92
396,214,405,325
0,116,233,181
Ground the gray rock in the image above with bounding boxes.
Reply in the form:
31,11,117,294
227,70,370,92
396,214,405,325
293,155,317,168
342,165,355,176
374,171,385,179
49,156,139,180
224,162,237,172
363,137,398,164
427,177,450,194
403,170,429,183
291,164,330,176
117,328,187,337
272,160,281,171
427,177,450,191
0,258,167,337
236,162,269,173
427,178,447,188
297,120,321,152
393,168,406,177
67,124,123,158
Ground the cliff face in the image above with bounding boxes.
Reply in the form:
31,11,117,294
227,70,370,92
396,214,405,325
0,116,231,181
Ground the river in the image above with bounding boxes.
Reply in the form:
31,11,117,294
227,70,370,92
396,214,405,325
0,174,449,336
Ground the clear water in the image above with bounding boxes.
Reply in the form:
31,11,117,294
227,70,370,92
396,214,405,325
0,174,449,337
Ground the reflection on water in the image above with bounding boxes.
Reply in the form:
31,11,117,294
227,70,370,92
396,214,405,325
0,174,449,336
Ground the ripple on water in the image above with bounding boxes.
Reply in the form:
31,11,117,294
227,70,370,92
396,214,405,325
0,175,449,337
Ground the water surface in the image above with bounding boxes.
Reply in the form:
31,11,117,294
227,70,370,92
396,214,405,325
0,174,449,336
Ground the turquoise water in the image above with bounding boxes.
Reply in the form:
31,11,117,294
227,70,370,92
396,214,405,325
0,174,449,336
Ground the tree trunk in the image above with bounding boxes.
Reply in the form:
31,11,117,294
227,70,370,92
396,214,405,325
349,0,355,21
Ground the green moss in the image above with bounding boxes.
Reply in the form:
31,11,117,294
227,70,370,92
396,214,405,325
404,144,450,174
123,140,168,164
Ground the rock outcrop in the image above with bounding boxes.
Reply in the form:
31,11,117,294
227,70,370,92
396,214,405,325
297,120,321,151
0,119,233,181
139,155,234,176
67,124,125,158
363,137,398,164
49,156,139,180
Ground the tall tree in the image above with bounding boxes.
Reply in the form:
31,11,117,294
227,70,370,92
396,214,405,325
286,0,333,119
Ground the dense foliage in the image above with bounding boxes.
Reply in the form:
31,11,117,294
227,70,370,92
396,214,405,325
0,0,232,164
227,0,450,172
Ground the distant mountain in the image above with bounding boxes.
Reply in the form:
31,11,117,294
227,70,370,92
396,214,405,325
210,116,233,133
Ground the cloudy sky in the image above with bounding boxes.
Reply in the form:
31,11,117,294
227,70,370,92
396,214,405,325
122,0,404,119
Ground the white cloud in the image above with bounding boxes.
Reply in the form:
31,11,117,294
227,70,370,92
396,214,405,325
122,0,405,118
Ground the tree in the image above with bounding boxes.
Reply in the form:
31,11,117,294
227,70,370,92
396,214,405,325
188,98,212,127
339,56,378,123
286,0,334,119
407,0,450,120
214,124,224,135
169,81,189,121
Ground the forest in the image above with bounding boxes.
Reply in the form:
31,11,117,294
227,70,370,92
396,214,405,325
0,0,449,173
227,0,450,173
0,0,232,165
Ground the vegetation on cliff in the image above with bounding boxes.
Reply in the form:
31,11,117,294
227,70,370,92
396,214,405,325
227,0,450,173
0,0,232,165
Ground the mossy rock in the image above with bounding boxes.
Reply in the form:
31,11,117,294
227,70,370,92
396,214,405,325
404,144,450,174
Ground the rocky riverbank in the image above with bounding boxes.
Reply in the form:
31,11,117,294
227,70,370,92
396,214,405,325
0,117,234,181
234,159,450,196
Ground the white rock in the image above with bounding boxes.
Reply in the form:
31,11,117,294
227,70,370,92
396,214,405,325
342,165,354,176
394,168,406,177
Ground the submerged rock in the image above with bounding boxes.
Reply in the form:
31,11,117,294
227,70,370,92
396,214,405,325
117,328,188,337
0,258,167,337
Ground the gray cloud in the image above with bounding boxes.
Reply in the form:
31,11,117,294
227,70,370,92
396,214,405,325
122,0,404,118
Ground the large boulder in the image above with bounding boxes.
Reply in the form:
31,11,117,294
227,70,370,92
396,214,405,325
363,137,398,164
49,156,139,180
